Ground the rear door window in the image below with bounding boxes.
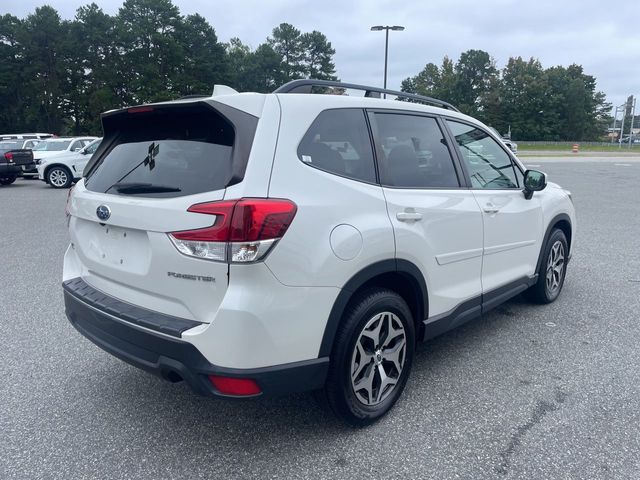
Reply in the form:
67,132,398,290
85,106,239,198
297,109,376,183
373,113,460,188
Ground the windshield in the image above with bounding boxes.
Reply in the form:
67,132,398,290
33,140,71,152
85,140,102,154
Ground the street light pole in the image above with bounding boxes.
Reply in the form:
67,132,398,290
611,106,619,144
384,28,389,90
371,25,405,98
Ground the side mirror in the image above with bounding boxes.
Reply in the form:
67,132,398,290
523,169,546,199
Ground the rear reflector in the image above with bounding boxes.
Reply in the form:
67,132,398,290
169,198,296,263
208,375,262,396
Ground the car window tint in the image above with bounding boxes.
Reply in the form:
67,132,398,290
85,108,235,198
298,109,376,183
446,120,519,189
374,113,459,188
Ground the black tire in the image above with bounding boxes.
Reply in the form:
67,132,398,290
321,288,415,426
525,228,568,304
0,175,17,185
46,166,73,189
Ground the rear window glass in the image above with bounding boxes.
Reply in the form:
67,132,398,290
85,107,235,198
0,142,21,150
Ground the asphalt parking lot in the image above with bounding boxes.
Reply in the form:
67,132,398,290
2,158,640,479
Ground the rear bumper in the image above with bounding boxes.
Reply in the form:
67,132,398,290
63,280,329,397
0,163,25,176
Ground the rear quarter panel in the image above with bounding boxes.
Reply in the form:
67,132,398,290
265,96,395,288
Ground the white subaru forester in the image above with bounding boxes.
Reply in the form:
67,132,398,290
63,80,575,425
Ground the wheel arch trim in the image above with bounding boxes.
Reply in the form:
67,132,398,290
535,213,572,274
44,163,71,176
317,259,428,357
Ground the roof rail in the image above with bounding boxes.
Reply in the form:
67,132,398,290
273,79,459,112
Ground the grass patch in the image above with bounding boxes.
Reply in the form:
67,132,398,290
518,142,640,152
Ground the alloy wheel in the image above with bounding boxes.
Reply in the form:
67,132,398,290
545,240,565,295
49,169,68,187
350,312,407,406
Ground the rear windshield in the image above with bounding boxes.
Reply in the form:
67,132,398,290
33,141,71,151
0,141,21,150
85,106,236,198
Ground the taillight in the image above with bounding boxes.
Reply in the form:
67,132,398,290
168,198,297,263
4,152,13,163
65,185,75,218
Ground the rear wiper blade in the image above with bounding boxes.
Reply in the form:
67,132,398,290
109,182,181,193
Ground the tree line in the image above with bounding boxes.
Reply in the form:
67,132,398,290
1,1,614,141
401,50,612,141
0,0,337,135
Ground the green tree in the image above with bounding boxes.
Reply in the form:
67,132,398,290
226,39,282,92
0,4,339,132
0,14,26,132
269,23,304,82
453,49,498,119
174,13,229,96
71,3,120,134
500,57,552,140
17,6,68,133
301,30,336,80
115,0,183,104
400,62,440,97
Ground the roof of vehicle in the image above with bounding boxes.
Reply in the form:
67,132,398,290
108,90,476,126
104,80,466,120
0,133,52,137
39,136,98,142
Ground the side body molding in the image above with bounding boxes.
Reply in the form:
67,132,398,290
319,215,572,355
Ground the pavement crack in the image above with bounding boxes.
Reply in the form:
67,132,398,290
495,387,567,476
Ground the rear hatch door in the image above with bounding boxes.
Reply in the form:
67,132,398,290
67,100,258,324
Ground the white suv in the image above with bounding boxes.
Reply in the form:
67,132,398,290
38,138,102,188
30,137,98,177
63,80,575,425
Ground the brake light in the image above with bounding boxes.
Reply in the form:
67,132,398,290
168,198,297,263
208,375,262,396
127,106,154,114
4,152,13,163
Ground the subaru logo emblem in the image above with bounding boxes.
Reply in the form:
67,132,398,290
96,205,111,221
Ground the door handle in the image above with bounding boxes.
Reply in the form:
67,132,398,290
483,203,500,214
396,209,423,222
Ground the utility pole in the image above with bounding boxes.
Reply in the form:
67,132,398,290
628,96,636,149
619,108,626,148
611,106,619,144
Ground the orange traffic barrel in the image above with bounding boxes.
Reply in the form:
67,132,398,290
572,144,579,153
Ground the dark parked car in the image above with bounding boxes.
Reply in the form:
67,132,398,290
0,141,35,185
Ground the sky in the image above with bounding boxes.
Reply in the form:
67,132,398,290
3,0,639,113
